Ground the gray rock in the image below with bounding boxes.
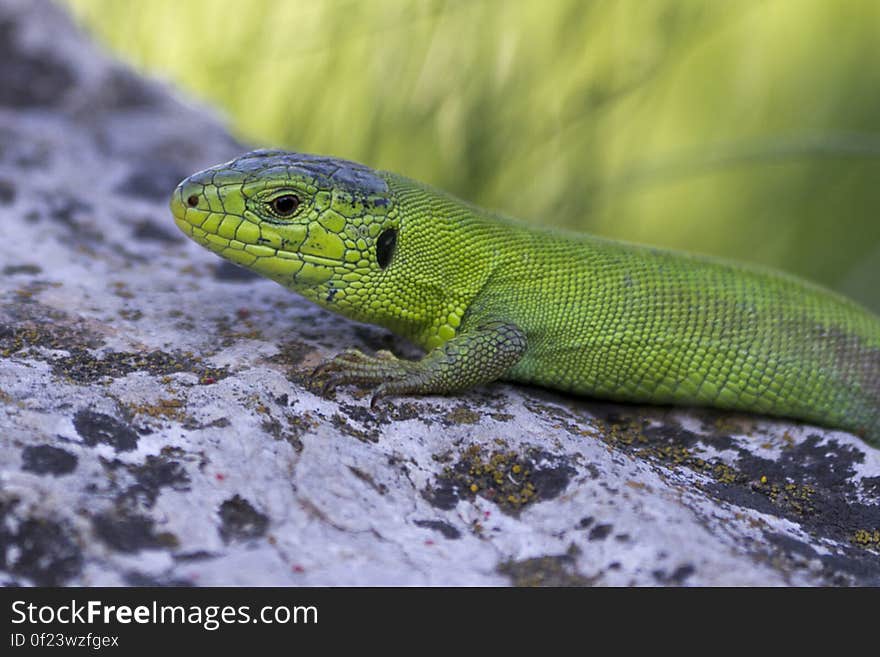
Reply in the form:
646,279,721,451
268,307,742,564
0,0,878,587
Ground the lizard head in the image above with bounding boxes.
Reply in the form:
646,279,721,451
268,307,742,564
170,149,399,314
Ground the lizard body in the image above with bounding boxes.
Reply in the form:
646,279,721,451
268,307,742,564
171,150,880,445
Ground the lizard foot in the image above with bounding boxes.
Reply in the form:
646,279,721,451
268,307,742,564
312,348,415,398
310,322,527,410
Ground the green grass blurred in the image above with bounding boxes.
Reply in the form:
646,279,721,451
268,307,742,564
63,0,880,310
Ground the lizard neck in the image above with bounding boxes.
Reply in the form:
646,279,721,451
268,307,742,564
334,173,512,349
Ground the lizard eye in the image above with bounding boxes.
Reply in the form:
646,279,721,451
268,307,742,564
270,194,300,217
376,228,397,269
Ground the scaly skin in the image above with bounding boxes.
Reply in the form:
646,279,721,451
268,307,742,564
171,150,880,445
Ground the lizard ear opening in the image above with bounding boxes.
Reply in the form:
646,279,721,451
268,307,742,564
376,228,397,269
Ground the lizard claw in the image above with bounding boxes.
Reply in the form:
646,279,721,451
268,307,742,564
312,349,365,380
310,349,418,408
320,378,338,396
369,388,385,411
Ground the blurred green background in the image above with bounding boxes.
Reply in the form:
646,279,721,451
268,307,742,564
62,0,880,311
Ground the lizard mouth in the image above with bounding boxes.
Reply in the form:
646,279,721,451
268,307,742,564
174,216,343,267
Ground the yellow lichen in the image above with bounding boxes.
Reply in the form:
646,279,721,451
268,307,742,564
851,529,880,549
127,397,187,422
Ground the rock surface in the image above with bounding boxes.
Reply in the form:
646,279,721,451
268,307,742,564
0,0,878,587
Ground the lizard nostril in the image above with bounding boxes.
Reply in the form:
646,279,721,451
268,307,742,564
186,194,199,208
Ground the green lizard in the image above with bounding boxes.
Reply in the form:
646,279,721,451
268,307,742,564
171,150,880,446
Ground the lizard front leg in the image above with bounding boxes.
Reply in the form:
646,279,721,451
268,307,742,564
313,321,527,408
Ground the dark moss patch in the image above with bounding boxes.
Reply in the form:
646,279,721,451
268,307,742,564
3,263,40,275
182,416,231,431
442,405,481,426
0,319,103,358
765,531,819,562
652,564,696,585
45,193,91,225
522,398,595,437
351,326,402,354
128,455,190,504
861,476,880,497
315,387,430,427
99,66,163,109
218,495,269,542
214,314,264,347
0,126,49,169
214,261,261,282
124,572,193,587
424,443,576,515
330,410,380,444
340,400,390,426
814,551,880,587
52,348,229,384
529,453,578,499
588,414,820,516
261,413,312,452
0,496,83,585
422,479,459,511
39,192,104,246
103,454,191,507
706,436,880,564
275,339,313,368
117,165,189,201
583,409,880,584
132,218,181,243
348,466,388,495
173,550,218,563
592,415,727,466
765,531,880,586
497,545,594,587
733,434,862,492
21,444,78,475
0,18,74,108
0,178,15,204
118,309,143,321
386,401,428,422
92,511,179,553
413,519,461,539
74,410,139,452
588,523,613,541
